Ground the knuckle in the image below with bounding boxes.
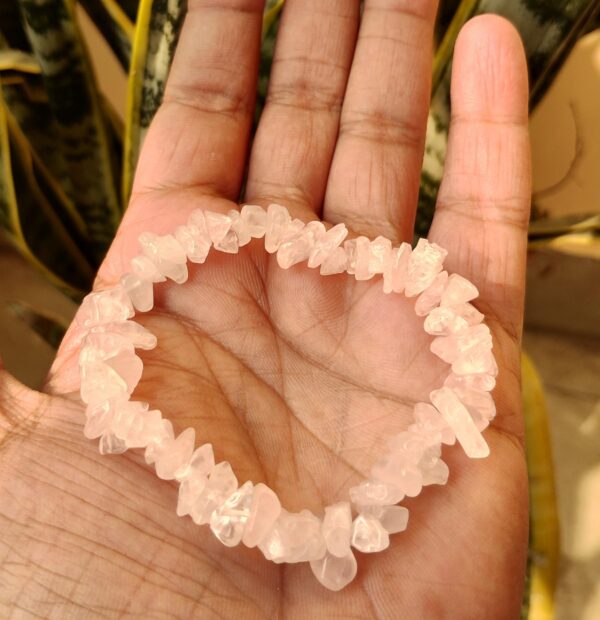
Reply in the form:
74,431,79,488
340,109,423,151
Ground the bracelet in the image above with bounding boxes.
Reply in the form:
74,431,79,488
77,204,497,591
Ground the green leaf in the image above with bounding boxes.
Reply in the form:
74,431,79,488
0,1,31,52
116,0,139,22
0,81,93,294
17,0,121,258
254,0,282,127
122,0,186,204
524,0,600,107
5,93,93,258
432,0,479,94
0,48,41,74
263,0,284,34
78,0,134,69
0,36,74,200
2,79,73,198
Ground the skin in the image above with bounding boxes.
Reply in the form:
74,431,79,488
0,1,531,618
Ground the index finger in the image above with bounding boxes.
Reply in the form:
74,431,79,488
132,0,265,201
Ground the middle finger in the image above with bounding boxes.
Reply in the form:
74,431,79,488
245,0,360,217
324,0,439,242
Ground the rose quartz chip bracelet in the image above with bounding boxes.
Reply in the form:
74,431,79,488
77,204,497,591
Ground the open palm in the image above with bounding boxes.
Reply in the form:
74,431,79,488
0,2,531,618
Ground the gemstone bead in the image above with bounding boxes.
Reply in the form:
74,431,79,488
455,302,484,326
84,399,118,439
424,306,469,336
265,204,292,253
378,505,409,534
310,550,357,592
144,418,175,464
320,246,348,275
360,505,410,534
382,242,412,294
79,331,134,365
135,410,166,447
277,221,323,269
307,223,348,268
190,461,238,525
280,219,305,245
421,458,450,486
441,274,479,306
371,452,423,498
175,222,211,263
75,360,132,406
355,236,392,281
450,386,496,432
405,238,447,297
177,471,208,518
414,271,448,316
210,481,254,547
89,321,157,351
107,399,147,437
342,238,359,275
351,514,390,553
258,509,326,563
412,402,455,445
155,427,196,480
224,210,249,247
131,254,166,283
430,387,490,458
177,444,215,517
387,430,428,461
204,211,239,253
121,273,154,312
322,502,352,557
113,403,161,448
103,350,144,393
177,443,215,482
99,433,127,455
349,479,404,507
368,236,393,274
138,232,188,283
444,372,496,393
452,343,498,376
430,324,492,364
353,237,375,280
78,286,134,330
240,204,268,238
242,482,282,548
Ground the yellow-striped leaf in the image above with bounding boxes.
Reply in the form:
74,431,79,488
17,0,121,258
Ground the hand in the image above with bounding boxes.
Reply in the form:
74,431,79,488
0,2,530,618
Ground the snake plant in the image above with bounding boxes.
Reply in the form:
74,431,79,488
1,0,598,295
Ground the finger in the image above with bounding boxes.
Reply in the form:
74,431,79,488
245,0,359,217
428,15,531,340
323,0,438,241
131,0,265,200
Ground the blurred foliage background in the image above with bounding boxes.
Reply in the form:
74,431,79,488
1,0,599,298
2,1,600,617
